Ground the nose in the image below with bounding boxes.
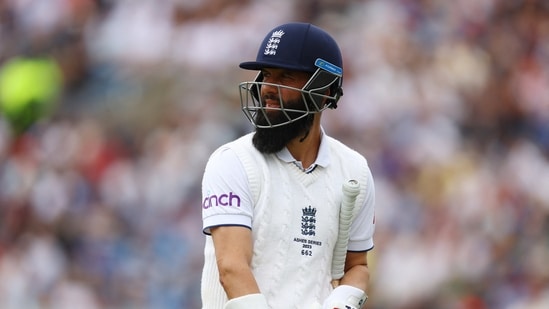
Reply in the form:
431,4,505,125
260,86,280,109
260,82,277,96
260,81,277,96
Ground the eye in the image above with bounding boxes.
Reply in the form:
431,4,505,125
281,72,296,81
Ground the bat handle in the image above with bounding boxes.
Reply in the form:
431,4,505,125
332,180,360,282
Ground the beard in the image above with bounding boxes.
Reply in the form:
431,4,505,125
252,97,314,154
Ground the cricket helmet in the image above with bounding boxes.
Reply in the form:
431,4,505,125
239,22,344,128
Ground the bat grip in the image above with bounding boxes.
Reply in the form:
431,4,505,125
331,180,360,284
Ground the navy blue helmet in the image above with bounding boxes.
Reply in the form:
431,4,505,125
239,22,344,128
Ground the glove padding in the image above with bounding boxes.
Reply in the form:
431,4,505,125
322,285,368,309
224,293,269,309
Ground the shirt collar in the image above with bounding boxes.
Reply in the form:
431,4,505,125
275,128,330,170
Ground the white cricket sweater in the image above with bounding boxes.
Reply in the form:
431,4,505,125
201,132,375,308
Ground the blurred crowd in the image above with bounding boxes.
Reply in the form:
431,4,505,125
0,0,548,308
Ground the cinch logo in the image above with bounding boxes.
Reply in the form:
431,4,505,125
203,192,241,209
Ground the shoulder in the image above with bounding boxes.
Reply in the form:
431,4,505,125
322,134,373,196
204,132,263,205
207,133,254,163
205,132,263,179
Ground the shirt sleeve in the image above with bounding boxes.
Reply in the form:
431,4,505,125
347,167,376,251
202,146,254,235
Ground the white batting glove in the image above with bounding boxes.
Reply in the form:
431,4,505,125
224,293,269,309
322,285,368,309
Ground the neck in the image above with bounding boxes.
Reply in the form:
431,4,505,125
287,116,322,169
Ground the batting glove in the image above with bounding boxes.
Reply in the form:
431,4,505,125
224,293,269,309
322,285,368,309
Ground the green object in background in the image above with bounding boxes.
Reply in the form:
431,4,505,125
0,56,63,134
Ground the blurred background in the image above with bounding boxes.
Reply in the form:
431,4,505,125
0,0,548,308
